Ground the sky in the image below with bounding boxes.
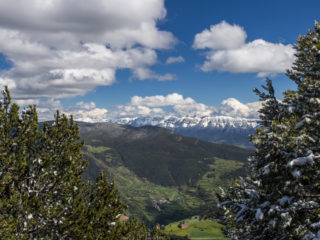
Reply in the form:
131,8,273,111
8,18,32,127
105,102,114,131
0,0,319,122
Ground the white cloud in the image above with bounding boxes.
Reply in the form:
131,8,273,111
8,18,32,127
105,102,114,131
0,0,176,100
166,56,185,64
111,93,260,119
113,105,165,118
131,93,193,107
38,98,64,110
193,21,246,50
36,99,108,123
36,99,64,121
104,22,176,49
132,68,177,81
0,0,174,50
201,39,295,74
173,103,215,118
218,98,261,118
193,21,295,76
0,76,16,89
110,93,214,119
14,99,40,106
63,102,108,123
32,93,261,122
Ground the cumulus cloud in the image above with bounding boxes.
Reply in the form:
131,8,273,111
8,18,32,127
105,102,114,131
0,0,177,100
32,92,261,122
166,56,185,64
0,0,175,50
193,21,246,50
219,98,261,118
132,68,177,81
193,21,295,76
173,103,215,118
36,99,108,123
201,39,295,74
113,105,165,118
14,99,40,106
63,102,108,123
131,93,193,107
110,93,260,119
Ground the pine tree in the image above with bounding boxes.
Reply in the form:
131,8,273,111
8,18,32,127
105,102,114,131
0,86,149,239
150,225,170,240
122,216,149,240
87,171,127,239
217,21,320,239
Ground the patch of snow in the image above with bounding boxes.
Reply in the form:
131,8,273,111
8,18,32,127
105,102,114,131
278,196,293,206
292,170,301,178
260,201,270,208
287,154,314,168
255,208,264,220
280,212,289,219
311,221,320,229
262,164,270,175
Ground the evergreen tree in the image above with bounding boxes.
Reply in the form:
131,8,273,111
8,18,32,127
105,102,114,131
87,171,128,240
150,225,170,240
122,216,148,240
0,86,148,239
217,21,320,239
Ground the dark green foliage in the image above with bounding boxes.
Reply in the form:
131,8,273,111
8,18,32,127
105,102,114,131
253,77,281,127
219,165,248,180
0,87,148,239
121,216,149,240
151,225,170,240
217,21,320,239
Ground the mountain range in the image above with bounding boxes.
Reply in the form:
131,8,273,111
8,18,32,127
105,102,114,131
111,115,259,148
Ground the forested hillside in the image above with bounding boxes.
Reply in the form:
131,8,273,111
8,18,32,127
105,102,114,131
71,122,251,225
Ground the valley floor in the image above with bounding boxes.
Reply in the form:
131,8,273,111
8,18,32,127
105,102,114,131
164,218,226,240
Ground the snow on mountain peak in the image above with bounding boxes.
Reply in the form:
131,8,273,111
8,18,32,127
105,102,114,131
112,115,259,130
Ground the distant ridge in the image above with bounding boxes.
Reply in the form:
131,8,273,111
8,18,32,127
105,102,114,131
111,116,259,148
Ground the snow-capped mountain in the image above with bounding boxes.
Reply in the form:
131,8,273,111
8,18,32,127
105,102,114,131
111,116,260,148
113,115,258,129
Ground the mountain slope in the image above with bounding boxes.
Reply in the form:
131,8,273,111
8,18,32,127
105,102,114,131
73,122,251,225
78,122,250,186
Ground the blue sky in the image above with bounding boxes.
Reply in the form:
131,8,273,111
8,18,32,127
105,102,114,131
0,0,319,122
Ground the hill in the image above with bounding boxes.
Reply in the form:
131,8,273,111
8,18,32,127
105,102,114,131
78,122,249,185
74,122,251,225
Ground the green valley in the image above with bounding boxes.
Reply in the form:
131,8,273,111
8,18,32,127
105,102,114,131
77,122,251,226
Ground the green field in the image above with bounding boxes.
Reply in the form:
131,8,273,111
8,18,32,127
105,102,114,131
164,218,226,240
86,145,112,153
